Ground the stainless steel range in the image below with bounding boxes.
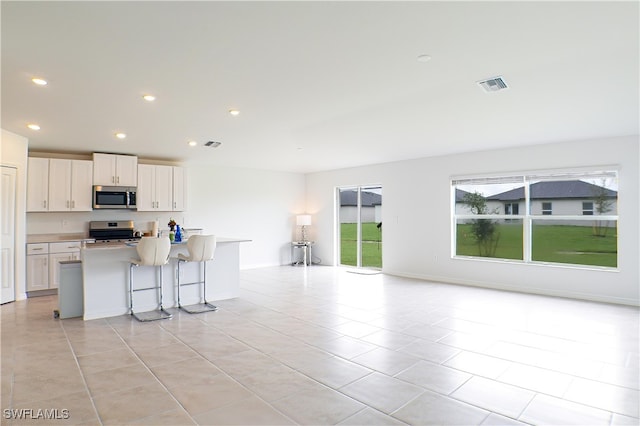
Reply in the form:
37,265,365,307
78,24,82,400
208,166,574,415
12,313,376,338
89,221,141,243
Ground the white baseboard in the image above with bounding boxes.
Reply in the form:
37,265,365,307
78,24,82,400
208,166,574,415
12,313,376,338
383,269,640,307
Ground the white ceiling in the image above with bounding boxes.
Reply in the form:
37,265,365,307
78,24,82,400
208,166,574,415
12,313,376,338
2,1,638,173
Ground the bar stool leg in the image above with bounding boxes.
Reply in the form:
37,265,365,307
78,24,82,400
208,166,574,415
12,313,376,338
177,259,217,314
177,259,183,308
129,263,134,316
203,260,217,310
129,262,173,322
159,265,168,314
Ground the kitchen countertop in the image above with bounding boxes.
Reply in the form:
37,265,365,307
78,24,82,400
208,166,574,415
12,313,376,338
83,237,251,250
27,233,91,244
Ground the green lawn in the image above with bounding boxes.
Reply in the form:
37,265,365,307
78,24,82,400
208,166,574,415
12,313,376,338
340,222,617,269
456,222,524,260
531,224,617,267
340,223,382,268
456,223,617,267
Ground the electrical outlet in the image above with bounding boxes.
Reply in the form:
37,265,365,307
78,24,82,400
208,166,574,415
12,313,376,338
62,220,68,227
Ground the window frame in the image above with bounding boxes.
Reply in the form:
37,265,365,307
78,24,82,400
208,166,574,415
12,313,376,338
451,168,619,270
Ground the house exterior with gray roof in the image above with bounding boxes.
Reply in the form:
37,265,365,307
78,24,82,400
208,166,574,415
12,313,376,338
455,181,617,226
339,190,382,223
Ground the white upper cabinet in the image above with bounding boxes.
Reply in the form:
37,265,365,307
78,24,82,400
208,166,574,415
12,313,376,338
137,164,179,212
93,153,137,186
48,159,71,211
28,158,93,212
27,158,49,212
172,166,186,211
48,159,93,212
136,164,154,211
136,164,170,211
70,160,94,210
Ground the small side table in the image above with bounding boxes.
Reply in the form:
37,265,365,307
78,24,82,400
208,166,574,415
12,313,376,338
291,241,314,266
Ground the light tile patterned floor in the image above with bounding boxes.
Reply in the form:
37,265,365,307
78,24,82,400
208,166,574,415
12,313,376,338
1,266,638,425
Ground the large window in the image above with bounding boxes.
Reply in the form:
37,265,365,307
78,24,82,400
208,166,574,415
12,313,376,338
452,170,618,268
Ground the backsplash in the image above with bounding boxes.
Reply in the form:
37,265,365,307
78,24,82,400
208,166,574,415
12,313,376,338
27,211,188,235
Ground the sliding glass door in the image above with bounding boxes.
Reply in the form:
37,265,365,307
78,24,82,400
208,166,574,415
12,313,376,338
337,186,382,269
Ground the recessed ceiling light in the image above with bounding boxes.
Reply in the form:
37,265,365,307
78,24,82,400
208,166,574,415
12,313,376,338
143,94,156,102
229,109,240,116
27,123,40,130
188,140,198,147
31,78,47,86
115,132,127,139
417,54,432,63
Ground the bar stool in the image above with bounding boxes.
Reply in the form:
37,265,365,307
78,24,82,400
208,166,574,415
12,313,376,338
129,237,172,321
176,235,218,314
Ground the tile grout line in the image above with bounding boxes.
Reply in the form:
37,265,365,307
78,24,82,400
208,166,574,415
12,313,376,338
151,310,301,425
58,315,103,426
107,315,201,425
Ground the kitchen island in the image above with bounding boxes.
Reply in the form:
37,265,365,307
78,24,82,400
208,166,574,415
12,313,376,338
81,237,250,320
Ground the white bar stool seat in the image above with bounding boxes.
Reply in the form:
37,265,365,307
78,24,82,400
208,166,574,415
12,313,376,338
176,235,218,314
129,237,172,321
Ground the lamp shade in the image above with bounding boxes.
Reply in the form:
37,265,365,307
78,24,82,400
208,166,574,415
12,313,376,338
296,215,312,226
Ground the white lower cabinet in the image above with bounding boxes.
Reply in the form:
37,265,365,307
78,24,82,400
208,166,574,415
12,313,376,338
26,242,81,292
26,244,49,291
49,242,81,289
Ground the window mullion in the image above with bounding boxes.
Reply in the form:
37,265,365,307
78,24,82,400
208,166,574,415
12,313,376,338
524,180,532,262
356,187,362,268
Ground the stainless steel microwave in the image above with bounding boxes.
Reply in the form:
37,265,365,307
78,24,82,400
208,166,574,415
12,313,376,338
92,186,137,209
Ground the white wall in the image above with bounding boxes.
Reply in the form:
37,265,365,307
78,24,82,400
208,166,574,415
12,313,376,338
186,164,306,268
306,136,639,306
1,129,28,300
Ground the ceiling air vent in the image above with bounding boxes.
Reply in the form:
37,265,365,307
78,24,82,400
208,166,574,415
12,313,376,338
205,141,222,148
477,76,508,92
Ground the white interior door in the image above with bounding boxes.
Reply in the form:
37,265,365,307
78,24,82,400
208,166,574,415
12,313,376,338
1,166,17,303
